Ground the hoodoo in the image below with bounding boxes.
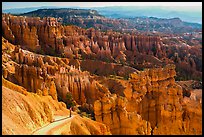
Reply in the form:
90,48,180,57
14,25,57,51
2,4,202,135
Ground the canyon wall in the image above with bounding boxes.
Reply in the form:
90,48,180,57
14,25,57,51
2,77,69,135
2,37,202,135
93,64,202,135
2,37,112,135
2,14,201,80
2,14,202,135
9,45,110,107
2,76,111,135
1,14,161,62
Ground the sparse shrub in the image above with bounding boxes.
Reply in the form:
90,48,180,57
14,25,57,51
123,75,129,80
66,92,75,108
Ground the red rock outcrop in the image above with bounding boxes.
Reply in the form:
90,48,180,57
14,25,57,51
2,76,69,135
2,37,112,135
2,14,201,81
9,45,110,108
93,64,202,135
2,14,202,135
2,14,161,62
94,94,152,135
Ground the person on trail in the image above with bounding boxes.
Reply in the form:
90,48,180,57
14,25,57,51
69,107,72,117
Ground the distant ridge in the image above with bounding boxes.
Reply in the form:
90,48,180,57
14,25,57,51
20,8,104,18
3,6,59,14
3,6,201,24
13,8,201,34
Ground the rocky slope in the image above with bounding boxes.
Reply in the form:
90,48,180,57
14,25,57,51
94,66,202,134
2,77,111,135
2,36,202,135
2,14,202,81
93,65,202,135
3,38,110,107
2,14,202,135
2,77,69,135
2,38,111,135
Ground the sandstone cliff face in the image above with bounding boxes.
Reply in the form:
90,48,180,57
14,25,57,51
2,14,202,135
94,94,152,135
68,115,111,135
2,76,111,135
8,45,110,108
2,14,201,81
2,38,111,135
2,14,161,63
93,64,202,135
2,77,69,135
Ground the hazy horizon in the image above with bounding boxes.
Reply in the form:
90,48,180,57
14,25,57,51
2,2,202,24
2,2,201,10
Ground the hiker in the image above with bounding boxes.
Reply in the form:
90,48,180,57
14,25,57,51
69,107,72,117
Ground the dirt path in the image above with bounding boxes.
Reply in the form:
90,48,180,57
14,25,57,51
32,115,74,135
